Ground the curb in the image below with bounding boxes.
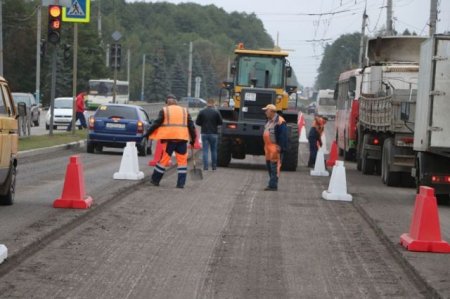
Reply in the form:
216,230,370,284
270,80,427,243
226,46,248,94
19,139,87,159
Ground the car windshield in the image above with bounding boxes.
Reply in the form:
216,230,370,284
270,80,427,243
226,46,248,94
237,55,284,88
54,99,73,109
319,97,335,106
95,106,138,119
12,95,31,106
89,81,113,96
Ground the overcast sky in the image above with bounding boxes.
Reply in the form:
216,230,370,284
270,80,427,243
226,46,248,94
128,0,450,87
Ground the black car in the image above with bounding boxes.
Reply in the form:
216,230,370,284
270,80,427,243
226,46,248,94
307,102,317,115
12,92,40,126
180,97,207,108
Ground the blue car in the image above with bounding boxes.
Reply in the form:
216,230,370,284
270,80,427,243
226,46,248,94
87,104,152,156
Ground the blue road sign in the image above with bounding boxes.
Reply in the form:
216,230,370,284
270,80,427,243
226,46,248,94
62,0,90,23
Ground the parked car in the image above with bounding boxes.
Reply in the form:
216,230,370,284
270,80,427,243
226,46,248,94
87,104,152,156
12,92,40,126
180,97,207,108
0,77,18,205
45,97,74,130
307,102,317,115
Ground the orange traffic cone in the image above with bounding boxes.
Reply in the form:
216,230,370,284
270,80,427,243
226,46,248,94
189,128,202,150
400,186,450,253
53,155,93,209
326,141,338,168
148,140,164,166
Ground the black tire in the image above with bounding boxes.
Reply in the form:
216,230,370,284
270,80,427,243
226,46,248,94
0,165,16,206
53,125,57,130
33,118,39,127
281,124,299,171
87,141,95,154
95,144,103,153
382,138,401,186
138,139,147,157
218,134,232,167
361,134,375,175
45,123,49,130
436,194,450,205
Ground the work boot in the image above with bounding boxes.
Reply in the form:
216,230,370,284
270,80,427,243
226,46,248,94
151,171,164,186
264,186,277,191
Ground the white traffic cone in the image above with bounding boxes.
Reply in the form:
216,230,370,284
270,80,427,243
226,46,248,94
322,160,352,202
0,244,7,264
322,131,329,154
299,126,308,143
310,147,329,176
113,142,144,180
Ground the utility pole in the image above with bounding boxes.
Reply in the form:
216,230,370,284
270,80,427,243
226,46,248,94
127,48,130,84
141,54,145,101
358,6,368,67
0,0,4,76
112,43,118,104
386,0,393,36
70,24,78,134
49,46,57,136
429,0,438,36
97,0,102,39
187,41,193,97
35,5,42,105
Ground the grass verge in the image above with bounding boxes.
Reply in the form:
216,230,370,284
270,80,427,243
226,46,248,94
19,130,87,152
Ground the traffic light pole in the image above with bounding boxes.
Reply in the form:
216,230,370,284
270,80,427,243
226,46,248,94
35,5,42,105
112,43,118,104
49,45,57,136
70,23,78,134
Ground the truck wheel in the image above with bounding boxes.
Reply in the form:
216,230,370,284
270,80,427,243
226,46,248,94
45,123,49,130
381,138,401,186
436,194,450,205
361,134,375,175
218,135,231,167
281,124,299,171
0,165,16,206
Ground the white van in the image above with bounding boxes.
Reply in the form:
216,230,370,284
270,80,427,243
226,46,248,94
316,89,336,119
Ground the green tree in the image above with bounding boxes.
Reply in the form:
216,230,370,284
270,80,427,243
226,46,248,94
315,33,361,90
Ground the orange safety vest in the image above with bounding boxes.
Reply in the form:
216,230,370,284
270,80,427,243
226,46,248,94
263,115,285,163
150,105,189,141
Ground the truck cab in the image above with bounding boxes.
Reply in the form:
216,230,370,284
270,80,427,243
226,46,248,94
0,76,18,205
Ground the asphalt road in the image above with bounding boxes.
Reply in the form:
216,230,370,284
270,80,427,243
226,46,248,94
0,117,430,298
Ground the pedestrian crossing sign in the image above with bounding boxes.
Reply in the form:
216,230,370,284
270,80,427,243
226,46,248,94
62,0,90,23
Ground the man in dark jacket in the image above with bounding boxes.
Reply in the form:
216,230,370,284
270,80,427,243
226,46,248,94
195,99,223,170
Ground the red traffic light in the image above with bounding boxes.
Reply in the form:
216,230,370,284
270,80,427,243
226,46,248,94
50,20,61,30
49,5,61,18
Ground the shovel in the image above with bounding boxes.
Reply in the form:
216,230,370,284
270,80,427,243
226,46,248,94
189,148,203,180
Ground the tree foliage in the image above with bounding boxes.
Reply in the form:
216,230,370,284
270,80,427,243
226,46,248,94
2,0,274,104
315,33,361,90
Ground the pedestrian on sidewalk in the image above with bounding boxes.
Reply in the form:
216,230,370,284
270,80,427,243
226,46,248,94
146,94,196,188
67,91,87,131
195,99,223,171
307,115,324,168
262,104,287,191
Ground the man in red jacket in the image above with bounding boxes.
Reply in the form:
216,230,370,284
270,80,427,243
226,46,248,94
67,91,87,131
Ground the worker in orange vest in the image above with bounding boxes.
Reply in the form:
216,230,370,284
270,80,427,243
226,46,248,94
262,104,288,191
147,94,196,188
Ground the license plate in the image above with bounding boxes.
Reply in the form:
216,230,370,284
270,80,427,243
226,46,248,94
244,92,256,102
106,123,125,129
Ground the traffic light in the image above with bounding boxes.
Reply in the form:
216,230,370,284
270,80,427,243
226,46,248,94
109,44,122,69
48,5,62,44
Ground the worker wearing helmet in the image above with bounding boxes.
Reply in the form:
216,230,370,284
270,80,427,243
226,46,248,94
147,94,196,188
262,104,288,191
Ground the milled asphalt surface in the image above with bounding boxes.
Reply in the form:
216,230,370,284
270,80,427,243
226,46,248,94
0,115,447,297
